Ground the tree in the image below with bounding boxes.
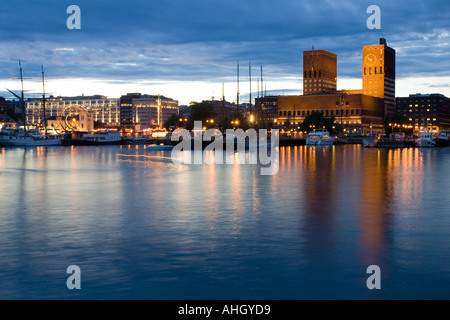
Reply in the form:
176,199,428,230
300,111,339,135
384,114,412,135
188,101,216,130
164,114,179,130
229,112,250,131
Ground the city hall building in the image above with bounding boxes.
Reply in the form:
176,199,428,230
276,39,395,134
277,93,385,134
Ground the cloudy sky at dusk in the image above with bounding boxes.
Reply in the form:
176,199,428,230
1,0,449,105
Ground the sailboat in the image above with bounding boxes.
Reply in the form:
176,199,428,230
0,63,62,147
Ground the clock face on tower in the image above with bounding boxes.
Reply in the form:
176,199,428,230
365,53,377,66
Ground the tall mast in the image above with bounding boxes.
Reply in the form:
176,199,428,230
6,61,27,132
237,61,240,113
221,82,225,124
20,61,26,132
41,65,47,135
257,78,260,99
249,62,252,116
261,64,264,98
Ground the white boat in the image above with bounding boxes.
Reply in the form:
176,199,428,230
415,131,436,148
0,63,62,147
80,130,123,145
306,129,335,146
0,130,62,147
362,136,378,148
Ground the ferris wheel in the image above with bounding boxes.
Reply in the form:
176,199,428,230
59,105,90,132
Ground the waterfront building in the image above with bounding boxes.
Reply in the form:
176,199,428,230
303,50,337,95
396,94,450,133
276,40,391,134
211,100,240,124
255,96,279,126
363,38,396,116
276,93,385,134
26,95,120,129
119,93,179,130
0,114,17,130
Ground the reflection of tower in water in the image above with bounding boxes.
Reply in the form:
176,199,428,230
357,148,424,266
300,146,338,262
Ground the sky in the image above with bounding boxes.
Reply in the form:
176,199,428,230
0,0,449,105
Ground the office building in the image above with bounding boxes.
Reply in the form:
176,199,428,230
119,93,179,130
396,94,450,133
255,96,279,125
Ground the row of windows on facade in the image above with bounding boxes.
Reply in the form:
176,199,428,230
304,79,335,83
364,67,384,75
304,70,328,78
279,109,361,117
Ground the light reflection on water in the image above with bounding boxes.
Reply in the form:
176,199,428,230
0,145,449,299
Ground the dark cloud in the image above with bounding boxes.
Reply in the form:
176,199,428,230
0,0,449,101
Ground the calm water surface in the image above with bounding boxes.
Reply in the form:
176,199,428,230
0,145,449,299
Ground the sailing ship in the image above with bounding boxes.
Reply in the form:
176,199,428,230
0,62,62,147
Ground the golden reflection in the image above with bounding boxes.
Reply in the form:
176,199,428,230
204,157,219,224
230,156,244,237
358,148,424,265
1,148,5,170
117,153,176,161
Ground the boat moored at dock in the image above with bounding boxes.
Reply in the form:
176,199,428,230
80,130,124,145
306,129,335,146
435,130,450,147
415,131,436,148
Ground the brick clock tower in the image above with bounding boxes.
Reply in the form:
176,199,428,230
363,38,396,116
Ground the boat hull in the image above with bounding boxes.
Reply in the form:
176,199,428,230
0,136,62,147
415,138,436,148
306,139,335,146
435,138,450,148
362,137,377,148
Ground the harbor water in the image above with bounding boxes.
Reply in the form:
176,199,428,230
0,145,449,299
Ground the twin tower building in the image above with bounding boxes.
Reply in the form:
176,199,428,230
275,38,396,134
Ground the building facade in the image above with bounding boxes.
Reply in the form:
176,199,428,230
26,95,120,129
363,38,396,116
396,94,450,133
276,93,385,134
119,93,179,130
0,114,17,130
255,96,278,126
303,50,337,95
211,100,240,124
